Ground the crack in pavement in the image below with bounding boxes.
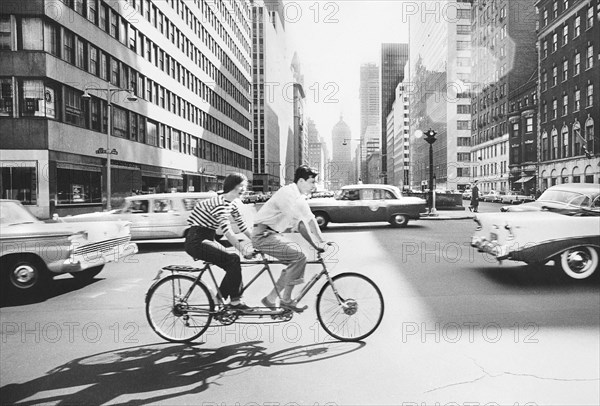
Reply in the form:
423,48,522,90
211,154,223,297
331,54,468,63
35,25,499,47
425,356,599,394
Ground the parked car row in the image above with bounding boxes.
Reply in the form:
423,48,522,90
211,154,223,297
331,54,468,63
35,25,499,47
471,183,600,280
241,191,272,204
465,190,536,204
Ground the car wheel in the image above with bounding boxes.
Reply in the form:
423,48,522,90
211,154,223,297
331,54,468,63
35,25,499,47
558,246,598,279
71,265,105,282
5,257,49,292
389,214,409,228
314,212,329,229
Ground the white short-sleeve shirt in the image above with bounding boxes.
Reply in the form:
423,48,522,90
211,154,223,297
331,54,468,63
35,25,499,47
253,183,314,232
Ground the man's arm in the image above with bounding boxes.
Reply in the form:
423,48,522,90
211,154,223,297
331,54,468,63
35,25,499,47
297,217,327,250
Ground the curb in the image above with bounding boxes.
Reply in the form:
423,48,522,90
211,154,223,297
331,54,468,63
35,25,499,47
419,215,475,221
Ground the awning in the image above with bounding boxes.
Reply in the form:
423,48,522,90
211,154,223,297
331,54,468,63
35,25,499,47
514,176,534,183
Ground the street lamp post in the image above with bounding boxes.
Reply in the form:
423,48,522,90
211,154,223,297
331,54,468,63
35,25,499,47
416,129,438,216
342,138,365,183
82,84,137,211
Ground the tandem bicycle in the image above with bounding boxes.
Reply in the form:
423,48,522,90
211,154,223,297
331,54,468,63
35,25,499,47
145,245,384,343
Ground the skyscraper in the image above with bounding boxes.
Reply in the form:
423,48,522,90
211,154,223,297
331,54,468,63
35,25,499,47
381,43,409,184
408,0,472,192
359,63,380,180
331,116,352,189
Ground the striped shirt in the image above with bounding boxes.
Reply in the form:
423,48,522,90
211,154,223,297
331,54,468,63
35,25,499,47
187,195,248,235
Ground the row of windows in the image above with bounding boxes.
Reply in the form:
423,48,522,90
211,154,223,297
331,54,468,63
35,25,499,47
541,0,598,31
58,0,251,100
0,77,251,170
541,7,596,57
541,45,595,90
511,117,535,137
540,119,596,162
471,125,509,149
541,84,594,122
4,16,252,149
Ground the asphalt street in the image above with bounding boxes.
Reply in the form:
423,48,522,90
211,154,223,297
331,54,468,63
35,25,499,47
1,205,599,405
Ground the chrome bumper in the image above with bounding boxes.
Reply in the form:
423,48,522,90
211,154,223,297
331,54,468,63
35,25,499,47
471,236,510,260
62,242,139,272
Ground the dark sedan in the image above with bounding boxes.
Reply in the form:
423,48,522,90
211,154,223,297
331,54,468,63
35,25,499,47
307,184,427,228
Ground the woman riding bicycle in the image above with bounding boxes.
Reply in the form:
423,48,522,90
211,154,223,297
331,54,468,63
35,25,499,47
184,173,253,310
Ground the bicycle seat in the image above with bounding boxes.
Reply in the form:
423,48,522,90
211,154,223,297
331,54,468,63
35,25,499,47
193,258,213,266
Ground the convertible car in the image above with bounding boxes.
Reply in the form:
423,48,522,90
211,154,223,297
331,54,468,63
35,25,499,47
471,185,600,279
0,200,137,293
307,184,427,228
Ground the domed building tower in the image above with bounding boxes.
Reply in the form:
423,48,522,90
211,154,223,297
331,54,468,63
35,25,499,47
331,116,353,189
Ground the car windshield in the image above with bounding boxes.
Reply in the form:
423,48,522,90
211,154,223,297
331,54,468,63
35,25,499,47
0,201,41,225
538,190,588,206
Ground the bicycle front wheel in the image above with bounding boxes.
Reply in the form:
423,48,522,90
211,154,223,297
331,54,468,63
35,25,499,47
145,274,214,343
316,272,384,342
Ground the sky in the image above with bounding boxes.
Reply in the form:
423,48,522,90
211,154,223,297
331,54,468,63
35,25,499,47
283,0,410,156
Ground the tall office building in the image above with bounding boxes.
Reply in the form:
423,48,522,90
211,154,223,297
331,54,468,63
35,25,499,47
307,118,328,189
251,0,294,191
408,0,472,192
359,63,380,181
535,0,599,188
291,52,307,169
330,116,352,189
0,0,253,218
381,43,409,184
389,80,411,189
471,0,538,193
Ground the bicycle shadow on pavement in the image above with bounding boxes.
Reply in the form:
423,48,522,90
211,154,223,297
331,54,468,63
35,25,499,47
1,340,364,405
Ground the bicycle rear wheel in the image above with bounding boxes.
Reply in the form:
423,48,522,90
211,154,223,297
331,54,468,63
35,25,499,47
316,272,384,342
145,274,214,343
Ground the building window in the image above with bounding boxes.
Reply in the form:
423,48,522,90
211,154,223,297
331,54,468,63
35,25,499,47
0,16,12,50
553,1,558,18
543,40,548,58
0,78,13,117
552,130,559,159
147,119,157,146
542,71,548,91
110,57,119,86
63,30,74,63
56,167,101,205
42,21,58,56
526,117,534,133
573,122,582,155
585,118,595,154
112,105,128,138
574,89,581,111
562,126,569,157
563,94,569,116
543,9,548,26
575,16,581,37
552,32,558,52
172,129,180,152
574,52,581,75
88,45,98,76
562,25,568,45
64,86,85,126
457,153,470,162
129,26,137,51
1,165,38,205
119,17,127,45
542,101,548,122
587,44,594,69
90,97,100,131
75,37,85,69
562,59,568,81
588,84,594,107
552,65,558,86
99,2,107,31
87,0,97,24
542,131,549,161
552,98,558,119
457,121,470,131
99,52,108,81
129,112,138,141
109,9,118,38
587,7,594,29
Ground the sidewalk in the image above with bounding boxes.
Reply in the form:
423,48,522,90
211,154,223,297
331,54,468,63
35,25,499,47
419,209,476,220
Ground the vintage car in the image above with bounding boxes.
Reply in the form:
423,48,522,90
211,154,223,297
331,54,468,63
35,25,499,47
462,190,472,200
58,192,219,241
501,183,600,213
500,192,535,205
307,184,427,228
471,196,600,279
0,200,137,293
480,190,503,202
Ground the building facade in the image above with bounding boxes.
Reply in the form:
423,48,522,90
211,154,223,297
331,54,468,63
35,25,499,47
359,62,380,180
251,0,294,191
1,0,253,218
471,0,538,193
291,52,307,170
390,81,410,190
507,73,539,195
380,44,409,184
330,116,352,189
408,0,472,192
536,0,599,189
307,117,328,190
